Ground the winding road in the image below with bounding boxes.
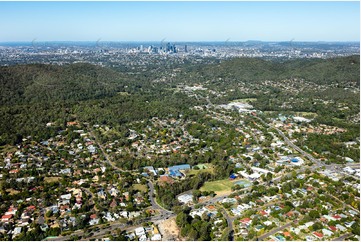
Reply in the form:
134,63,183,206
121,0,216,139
147,181,174,215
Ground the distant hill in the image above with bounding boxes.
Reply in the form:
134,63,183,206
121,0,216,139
0,56,359,145
0,63,126,105
185,55,360,86
1,56,358,106
281,55,360,85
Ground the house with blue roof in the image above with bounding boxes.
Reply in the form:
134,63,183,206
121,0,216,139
169,170,182,177
168,164,191,177
169,164,191,171
229,174,237,180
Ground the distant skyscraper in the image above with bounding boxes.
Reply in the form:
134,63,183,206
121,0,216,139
166,42,171,52
184,45,188,53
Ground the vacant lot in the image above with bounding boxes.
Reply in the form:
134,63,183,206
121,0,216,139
157,217,181,241
44,177,62,183
6,188,20,195
133,184,147,192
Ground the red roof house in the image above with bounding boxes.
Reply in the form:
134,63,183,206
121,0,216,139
313,232,324,239
329,226,337,232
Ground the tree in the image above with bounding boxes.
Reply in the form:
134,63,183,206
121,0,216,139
188,228,199,240
45,210,53,218
312,222,323,231
266,172,273,181
199,222,211,240
220,228,232,241
176,212,189,228
351,221,360,235
309,210,320,219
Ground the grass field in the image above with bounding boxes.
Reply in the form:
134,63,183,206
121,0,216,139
200,178,252,193
0,144,17,153
187,163,214,176
200,179,234,193
117,91,130,96
263,111,317,118
293,112,318,118
44,177,62,183
234,98,257,103
133,184,148,192
6,188,20,195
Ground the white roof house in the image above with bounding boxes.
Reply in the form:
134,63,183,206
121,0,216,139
190,207,207,218
135,227,145,236
151,234,162,241
177,194,193,204
13,227,22,236
60,194,72,200
139,234,147,241
89,218,100,226
120,211,128,218
336,224,347,232
322,229,333,237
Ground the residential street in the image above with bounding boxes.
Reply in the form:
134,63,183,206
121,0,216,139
257,220,296,241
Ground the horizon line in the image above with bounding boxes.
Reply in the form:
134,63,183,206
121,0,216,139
1,40,360,43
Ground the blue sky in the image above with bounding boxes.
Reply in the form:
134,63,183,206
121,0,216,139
0,1,359,42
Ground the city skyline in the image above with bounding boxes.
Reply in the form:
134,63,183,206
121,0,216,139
0,1,360,42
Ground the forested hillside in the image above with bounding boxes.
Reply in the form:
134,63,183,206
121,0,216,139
178,55,359,88
0,63,127,104
0,56,359,146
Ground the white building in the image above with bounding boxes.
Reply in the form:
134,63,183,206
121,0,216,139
13,227,22,237
177,194,193,204
151,234,162,241
135,227,145,237
293,116,312,123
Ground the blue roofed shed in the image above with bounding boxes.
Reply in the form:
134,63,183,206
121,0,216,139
169,164,191,171
168,164,190,177
169,170,182,177
229,174,237,179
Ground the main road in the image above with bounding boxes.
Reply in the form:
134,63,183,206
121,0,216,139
254,115,360,179
45,211,177,241
253,115,323,165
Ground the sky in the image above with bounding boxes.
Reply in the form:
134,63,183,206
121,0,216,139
0,1,359,42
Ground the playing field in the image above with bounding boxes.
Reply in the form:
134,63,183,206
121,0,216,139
233,98,257,103
200,178,252,193
200,179,234,192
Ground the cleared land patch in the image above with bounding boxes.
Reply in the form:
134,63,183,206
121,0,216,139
133,184,148,192
44,177,62,183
